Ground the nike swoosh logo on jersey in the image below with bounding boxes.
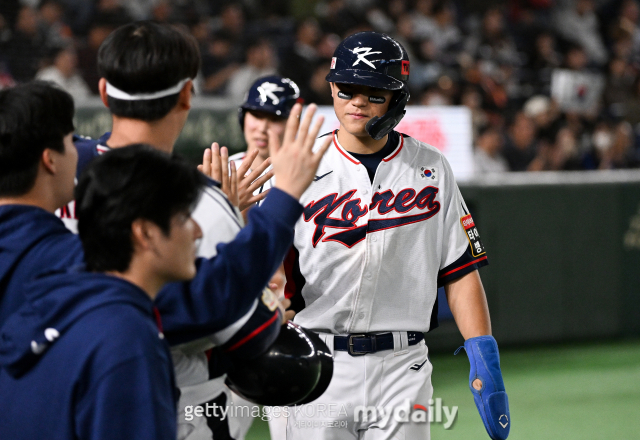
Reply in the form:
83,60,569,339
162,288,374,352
313,171,333,181
409,359,428,371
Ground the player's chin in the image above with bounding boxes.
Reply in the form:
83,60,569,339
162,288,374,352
341,120,371,137
173,262,198,282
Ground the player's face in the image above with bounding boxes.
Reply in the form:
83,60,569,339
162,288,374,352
153,212,203,282
244,110,286,162
53,133,78,206
330,83,393,138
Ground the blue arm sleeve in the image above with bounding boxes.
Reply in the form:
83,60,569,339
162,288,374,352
463,335,510,440
155,188,302,345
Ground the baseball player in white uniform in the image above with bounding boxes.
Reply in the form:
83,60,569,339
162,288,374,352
281,32,511,440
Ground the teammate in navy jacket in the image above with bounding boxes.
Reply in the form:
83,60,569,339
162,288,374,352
0,77,330,440
0,145,206,440
0,83,83,325
0,81,295,353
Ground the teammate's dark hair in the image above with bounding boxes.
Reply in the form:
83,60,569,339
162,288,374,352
0,81,74,197
76,144,206,273
97,21,200,122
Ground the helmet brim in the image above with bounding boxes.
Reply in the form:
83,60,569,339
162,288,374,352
241,102,291,118
326,69,404,91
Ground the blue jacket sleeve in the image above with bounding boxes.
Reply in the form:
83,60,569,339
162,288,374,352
155,188,302,345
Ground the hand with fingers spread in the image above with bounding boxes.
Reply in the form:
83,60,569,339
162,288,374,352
199,144,274,211
268,103,332,200
198,143,239,207
234,149,274,211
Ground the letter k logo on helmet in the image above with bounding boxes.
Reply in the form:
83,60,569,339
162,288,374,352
257,82,285,105
352,47,382,69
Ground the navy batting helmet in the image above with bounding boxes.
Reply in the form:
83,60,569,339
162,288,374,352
225,322,333,406
326,31,410,140
238,75,301,128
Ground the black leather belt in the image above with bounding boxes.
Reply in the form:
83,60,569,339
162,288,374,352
334,332,424,356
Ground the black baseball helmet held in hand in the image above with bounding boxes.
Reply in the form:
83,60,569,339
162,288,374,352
225,322,334,406
326,31,411,140
238,75,301,129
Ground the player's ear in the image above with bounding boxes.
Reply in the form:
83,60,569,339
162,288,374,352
98,78,109,108
177,80,193,111
131,219,158,252
329,82,336,98
41,149,57,174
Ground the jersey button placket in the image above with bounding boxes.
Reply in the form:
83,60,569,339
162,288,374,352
349,161,374,332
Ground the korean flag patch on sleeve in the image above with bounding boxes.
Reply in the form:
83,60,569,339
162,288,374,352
461,214,486,257
419,166,438,181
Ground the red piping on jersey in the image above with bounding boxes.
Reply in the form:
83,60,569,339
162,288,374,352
333,131,360,165
439,256,488,278
382,134,404,162
152,307,164,333
283,247,297,300
226,312,279,352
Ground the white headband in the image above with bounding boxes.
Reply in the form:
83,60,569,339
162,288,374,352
106,78,191,101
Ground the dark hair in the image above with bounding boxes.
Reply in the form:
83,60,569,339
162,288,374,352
0,81,74,197
97,21,200,122
76,144,206,272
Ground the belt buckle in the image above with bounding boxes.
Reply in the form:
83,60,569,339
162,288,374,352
348,334,367,356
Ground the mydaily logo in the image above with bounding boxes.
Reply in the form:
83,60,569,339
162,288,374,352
354,398,458,429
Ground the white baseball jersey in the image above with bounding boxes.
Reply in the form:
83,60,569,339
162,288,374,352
286,130,487,334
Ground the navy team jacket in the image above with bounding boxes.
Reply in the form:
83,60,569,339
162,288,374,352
0,205,84,325
0,271,177,440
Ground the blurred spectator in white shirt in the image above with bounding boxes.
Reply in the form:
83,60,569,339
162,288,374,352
36,46,90,101
553,0,608,65
474,125,509,174
225,39,277,104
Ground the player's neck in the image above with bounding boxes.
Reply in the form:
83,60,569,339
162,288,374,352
107,116,181,153
0,176,68,213
0,196,56,212
107,259,165,301
337,128,388,155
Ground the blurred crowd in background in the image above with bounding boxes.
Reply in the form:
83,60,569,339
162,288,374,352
1,0,640,172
